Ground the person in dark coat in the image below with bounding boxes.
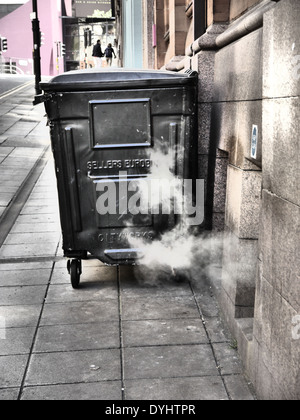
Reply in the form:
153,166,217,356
92,40,104,68
104,43,116,67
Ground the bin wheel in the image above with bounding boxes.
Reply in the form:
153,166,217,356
69,259,82,289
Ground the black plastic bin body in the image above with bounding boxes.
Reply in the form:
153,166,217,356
41,69,198,285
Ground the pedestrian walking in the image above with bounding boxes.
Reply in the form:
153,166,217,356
104,43,116,67
92,40,104,69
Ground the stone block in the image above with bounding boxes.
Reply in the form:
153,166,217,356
212,212,225,232
259,190,300,311
253,276,300,400
211,100,262,169
263,97,300,207
222,232,258,310
263,0,300,99
213,156,228,213
251,338,274,400
225,165,262,239
198,103,213,155
213,28,263,102
194,50,216,103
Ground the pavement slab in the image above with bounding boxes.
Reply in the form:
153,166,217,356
121,295,200,321
0,327,36,356
123,344,218,380
21,381,123,401
33,321,120,353
122,319,209,347
40,300,120,326
25,349,122,386
0,285,47,306
0,305,41,328
125,376,228,401
0,268,51,287
0,388,19,401
0,354,28,388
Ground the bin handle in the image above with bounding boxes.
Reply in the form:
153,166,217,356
169,123,177,175
64,127,82,233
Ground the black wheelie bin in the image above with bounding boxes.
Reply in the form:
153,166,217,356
39,69,198,288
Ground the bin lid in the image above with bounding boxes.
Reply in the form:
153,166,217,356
40,69,198,92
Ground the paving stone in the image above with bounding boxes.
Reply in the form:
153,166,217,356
0,136,7,144
20,206,58,215
213,342,243,375
46,282,118,304
0,305,41,328
122,319,208,347
25,349,121,386
124,345,218,380
16,214,59,224
51,265,117,285
0,286,47,306
0,269,51,287
0,186,18,194
204,317,232,343
34,322,120,353
125,376,228,400
121,278,193,298
9,223,59,233
4,232,60,246
0,194,13,207
120,266,192,298
0,243,59,259
223,374,255,400
4,121,38,137
0,146,14,157
40,300,120,326
0,262,53,271
0,388,19,400
0,354,28,387
0,327,36,356
121,296,200,321
21,381,122,401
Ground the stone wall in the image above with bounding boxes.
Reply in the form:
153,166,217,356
213,25,263,324
252,0,300,400
190,0,300,400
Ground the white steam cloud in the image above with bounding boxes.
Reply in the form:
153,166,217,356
122,141,227,286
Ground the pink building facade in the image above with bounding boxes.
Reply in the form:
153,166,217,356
0,0,73,76
0,1,116,76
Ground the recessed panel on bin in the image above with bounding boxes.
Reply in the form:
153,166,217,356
90,99,152,149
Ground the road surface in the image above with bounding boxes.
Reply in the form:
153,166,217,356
0,74,34,96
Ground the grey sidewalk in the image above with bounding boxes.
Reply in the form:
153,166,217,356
0,79,49,220
0,83,256,401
